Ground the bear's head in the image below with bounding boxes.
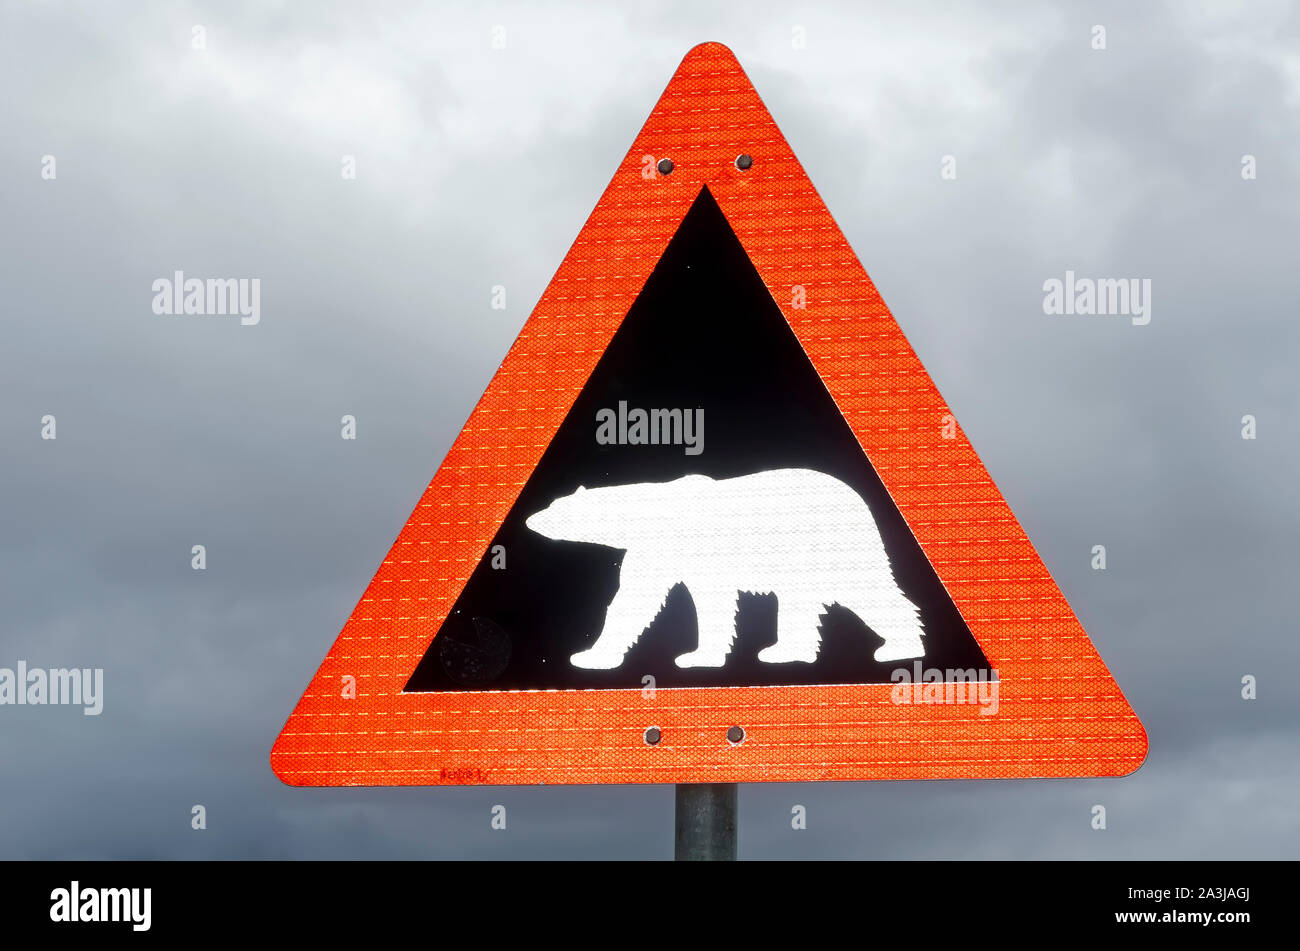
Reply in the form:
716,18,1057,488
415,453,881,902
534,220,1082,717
525,485,616,547
525,475,712,548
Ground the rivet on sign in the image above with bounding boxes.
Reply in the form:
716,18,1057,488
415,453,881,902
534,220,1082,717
644,726,662,746
735,153,753,170
657,158,674,176
726,725,745,745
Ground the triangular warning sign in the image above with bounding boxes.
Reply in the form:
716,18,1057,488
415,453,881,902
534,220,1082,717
272,43,1146,786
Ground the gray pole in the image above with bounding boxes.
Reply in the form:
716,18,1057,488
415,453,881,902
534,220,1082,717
674,783,737,860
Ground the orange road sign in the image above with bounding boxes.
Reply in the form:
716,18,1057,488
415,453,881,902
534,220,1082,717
271,42,1146,786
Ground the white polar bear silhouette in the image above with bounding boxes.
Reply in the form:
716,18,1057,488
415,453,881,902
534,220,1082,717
524,468,925,669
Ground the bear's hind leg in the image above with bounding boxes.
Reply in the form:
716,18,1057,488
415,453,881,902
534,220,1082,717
757,597,824,664
835,575,928,663
860,594,925,663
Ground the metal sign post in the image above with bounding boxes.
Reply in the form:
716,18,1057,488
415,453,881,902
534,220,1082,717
674,783,737,861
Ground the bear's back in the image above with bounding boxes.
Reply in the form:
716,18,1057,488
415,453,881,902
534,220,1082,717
687,468,875,537
712,468,863,508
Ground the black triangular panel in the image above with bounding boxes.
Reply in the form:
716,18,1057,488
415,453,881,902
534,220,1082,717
405,188,989,691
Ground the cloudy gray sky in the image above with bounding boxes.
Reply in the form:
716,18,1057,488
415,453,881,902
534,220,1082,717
1,0,1297,858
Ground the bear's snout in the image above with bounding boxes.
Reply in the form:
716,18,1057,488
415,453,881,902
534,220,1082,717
524,508,552,537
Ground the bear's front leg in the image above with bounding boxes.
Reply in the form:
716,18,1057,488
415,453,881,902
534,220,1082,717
674,586,739,668
570,555,671,670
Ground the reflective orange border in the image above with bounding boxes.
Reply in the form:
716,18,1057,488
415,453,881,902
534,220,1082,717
271,43,1146,786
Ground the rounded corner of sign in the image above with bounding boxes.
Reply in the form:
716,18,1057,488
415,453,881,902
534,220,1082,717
1119,757,1148,779
1109,689,1150,777
269,765,301,788
683,40,737,62
1117,725,1150,778
268,744,306,788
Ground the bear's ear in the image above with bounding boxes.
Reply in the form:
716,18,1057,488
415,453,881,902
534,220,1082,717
575,485,586,494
